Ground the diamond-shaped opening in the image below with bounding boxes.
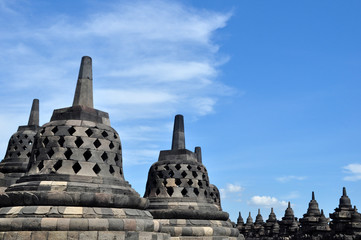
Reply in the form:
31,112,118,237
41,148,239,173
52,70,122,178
47,148,55,158
156,188,160,195
53,160,62,171
24,134,28,139
109,165,115,174
75,137,84,148
169,170,174,177
109,142,114,149
40,128,45,135
210,192,214,197
167,187,174,196
93,164,101,174
197,166,202,171
17,151,21,156
187,179,193,186
175,164,181,170
204,190,208,197
93,139,101,148
72,162,81,174
164,165,169,170
68,126,76,136
16,135,20,139
181,188,188,196
206,182,209,187
114,154,119,162
22,146,27,150
118,145,121,150
192,171,198,178
202,174,206,180
194,188,200,196
43,137,49,147
83,150,92,161
157,172,164,178
19,139,23,144
64,148,73,160
38,161,44,171
14,146,18,150
187,165,192,170
85,128,93,137
113,133,118,139
51,126,58,134
119,167,123,175
181,171,187,178
26,152,31,157
163,178,168,186
58,136,65,147
101,131,108,138
101,152,108,161
198,180,203,187
175,178,182,186
28,140,33,145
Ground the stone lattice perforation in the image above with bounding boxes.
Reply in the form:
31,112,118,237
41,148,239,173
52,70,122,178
30,123,123,178
4,132,36,160
146,162,214,200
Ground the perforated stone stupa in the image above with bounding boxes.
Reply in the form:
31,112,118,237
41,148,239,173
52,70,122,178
0,56,169,240
0,99,39,192
144,115,243,239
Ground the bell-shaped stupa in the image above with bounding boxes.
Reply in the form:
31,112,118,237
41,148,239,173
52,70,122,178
144,115,242,239
299,191,322,233
0,99,40,191
0,56,169,239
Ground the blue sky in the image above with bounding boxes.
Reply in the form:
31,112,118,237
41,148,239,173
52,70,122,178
0,0,361,222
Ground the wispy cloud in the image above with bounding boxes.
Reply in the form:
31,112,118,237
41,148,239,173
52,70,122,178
343,163,361,181
276,175,307,183
248,196,288,208
0,0,234,164
220,183,244,200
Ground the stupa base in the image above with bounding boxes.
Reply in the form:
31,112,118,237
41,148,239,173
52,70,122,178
158,219,243,240
0,231,170,240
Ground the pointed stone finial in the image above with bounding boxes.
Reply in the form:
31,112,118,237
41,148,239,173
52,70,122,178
195,146,202,163
343,187,347,196
171,115,185,150
258,209,261,214
249,212,251,217
288,202,291,208
239,212,242,217
27,99,39,126
271,207,274,213
312,191,315,200
321,209,324,216
72,56,93,108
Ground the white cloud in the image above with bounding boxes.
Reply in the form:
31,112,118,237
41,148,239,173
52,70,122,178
0,0,234,164
343,164,361,181
248,196,288,208
220,183,244,199
276,175,307,183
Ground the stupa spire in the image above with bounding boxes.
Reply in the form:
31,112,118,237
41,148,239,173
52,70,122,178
72,56,93,108
343,187,347,196
171,114,185,150
312,191,315,200
195,146,202,163
27,99,39,126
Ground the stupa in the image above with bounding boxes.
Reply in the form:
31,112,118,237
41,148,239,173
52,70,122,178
253,209,265,237
0,56,169,239
143,115,242,239
264,208,277,237
236,212,244,232
279,202,299,236
299,192,321,233
330,187,361,237
0,99,39,191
